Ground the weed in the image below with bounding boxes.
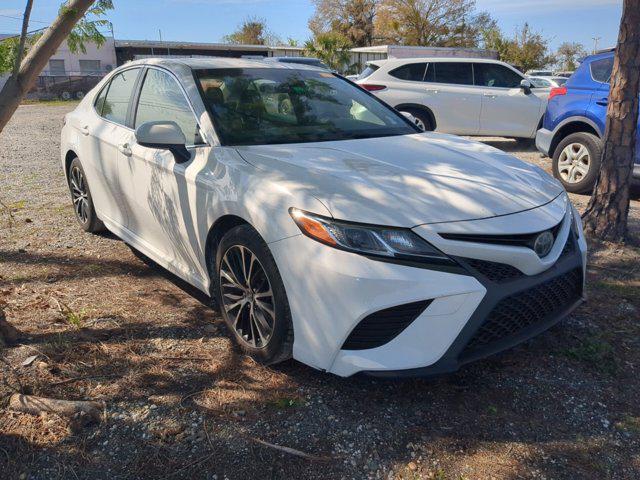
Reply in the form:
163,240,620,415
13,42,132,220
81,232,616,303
562,336,618,375
8,200,27,211
594,279,640,301
615,415,640,434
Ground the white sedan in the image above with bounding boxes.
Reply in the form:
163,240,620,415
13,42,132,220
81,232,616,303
61,58,587,377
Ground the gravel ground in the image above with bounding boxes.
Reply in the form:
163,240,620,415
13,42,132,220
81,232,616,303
1,103,639,480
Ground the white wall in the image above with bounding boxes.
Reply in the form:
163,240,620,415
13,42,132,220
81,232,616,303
43,37,117,76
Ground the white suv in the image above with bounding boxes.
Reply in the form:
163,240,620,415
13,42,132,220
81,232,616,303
356,58,547,139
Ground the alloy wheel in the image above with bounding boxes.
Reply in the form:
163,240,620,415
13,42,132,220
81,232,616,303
70,166,90,224
219,245,275,348
413,117,426,131
558,143,590,184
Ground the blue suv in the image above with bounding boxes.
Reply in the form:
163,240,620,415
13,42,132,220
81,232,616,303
536,50,640,193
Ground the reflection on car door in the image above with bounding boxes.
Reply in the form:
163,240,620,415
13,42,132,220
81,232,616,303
474,63,544,138
83,67,141,228
425,62,481,135
118,67,208,278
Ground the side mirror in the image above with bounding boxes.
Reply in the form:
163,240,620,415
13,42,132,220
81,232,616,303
135,121,191,163
520,79,532,95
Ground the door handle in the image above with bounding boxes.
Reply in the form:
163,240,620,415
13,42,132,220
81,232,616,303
596,98,609,106
80,125,90,136
119,143,132,157
483,93,497,98
426,89,439,94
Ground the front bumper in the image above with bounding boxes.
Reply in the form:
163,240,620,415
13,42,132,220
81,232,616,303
535,128,553,157
269,198,587,377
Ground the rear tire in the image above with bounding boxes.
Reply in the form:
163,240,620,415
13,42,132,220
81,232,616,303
214,224,293,365
552,132,602,193
399,107,434,132
67,157,105,233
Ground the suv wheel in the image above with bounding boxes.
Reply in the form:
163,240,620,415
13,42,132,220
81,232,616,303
399,108,434,131
214,225,293,365
552,132,602,193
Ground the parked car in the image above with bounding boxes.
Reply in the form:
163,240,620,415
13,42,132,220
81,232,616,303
265,56,329,69
356,58,548,139
61,58,586,377
528,76,568,88
536,50,640,193
526,69,555,77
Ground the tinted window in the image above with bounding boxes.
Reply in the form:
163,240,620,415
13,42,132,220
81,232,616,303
94,84,109,115
474,63,522,88
101,68,140,125
529,77,552,88
135,68,201,145
389,63,427,81
590,57,614,83
433,62,473,85
357,64,379,80
196,68,415,146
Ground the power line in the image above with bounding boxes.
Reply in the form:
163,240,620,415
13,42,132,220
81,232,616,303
0,13,50,25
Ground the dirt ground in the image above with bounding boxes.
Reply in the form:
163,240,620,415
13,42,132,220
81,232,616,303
1,103,639,480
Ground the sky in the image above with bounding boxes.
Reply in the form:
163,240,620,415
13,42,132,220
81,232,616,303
0,0,623,52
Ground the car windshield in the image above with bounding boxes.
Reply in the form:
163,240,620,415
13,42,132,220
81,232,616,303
195,68,416,146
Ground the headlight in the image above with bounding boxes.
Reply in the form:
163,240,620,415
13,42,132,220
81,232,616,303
289,208,456,266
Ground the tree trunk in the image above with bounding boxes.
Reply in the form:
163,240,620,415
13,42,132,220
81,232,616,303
13,0,35,76
583,0,640,241
0,0,96,134
0,306,21,347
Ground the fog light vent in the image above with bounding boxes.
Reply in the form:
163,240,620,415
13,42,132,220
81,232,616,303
341,300,432,351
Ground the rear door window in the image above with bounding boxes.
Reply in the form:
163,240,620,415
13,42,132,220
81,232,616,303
357,64,379,80
389,63,428,82
590,57,614,83
433,62,474,85
100,68,140,126
474,63,523,88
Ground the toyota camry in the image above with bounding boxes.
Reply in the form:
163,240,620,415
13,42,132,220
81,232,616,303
60,58,587,377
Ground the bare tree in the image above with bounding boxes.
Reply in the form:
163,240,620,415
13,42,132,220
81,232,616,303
309,0,378,47
583,0,640,241
12,0,34,76
0,0,101,134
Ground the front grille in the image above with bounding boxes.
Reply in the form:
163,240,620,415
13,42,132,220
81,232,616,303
461,267,583,357
342,300,432,350
465,258,524,283
440,221,563,250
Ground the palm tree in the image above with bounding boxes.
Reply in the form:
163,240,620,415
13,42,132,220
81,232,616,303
304,33,352,73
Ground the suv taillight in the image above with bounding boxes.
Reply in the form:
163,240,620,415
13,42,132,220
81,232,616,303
549,86,567,100
360,84,387,92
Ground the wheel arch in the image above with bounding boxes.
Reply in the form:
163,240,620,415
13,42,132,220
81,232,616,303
204,214,252,298
394,103,437,130
549,119,601,158
64,149,78,180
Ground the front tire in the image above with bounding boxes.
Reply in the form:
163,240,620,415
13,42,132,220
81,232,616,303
214,225,293,365
67,157,104,233
552,132,602,193
399,107,434,132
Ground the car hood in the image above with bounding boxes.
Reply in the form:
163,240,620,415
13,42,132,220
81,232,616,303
235,132,564,227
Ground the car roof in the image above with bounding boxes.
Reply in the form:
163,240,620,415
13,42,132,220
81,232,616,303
121,57,324,71
368,57,518,69
582,50,614,63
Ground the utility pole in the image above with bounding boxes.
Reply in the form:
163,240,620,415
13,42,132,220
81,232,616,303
592,36,601,53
